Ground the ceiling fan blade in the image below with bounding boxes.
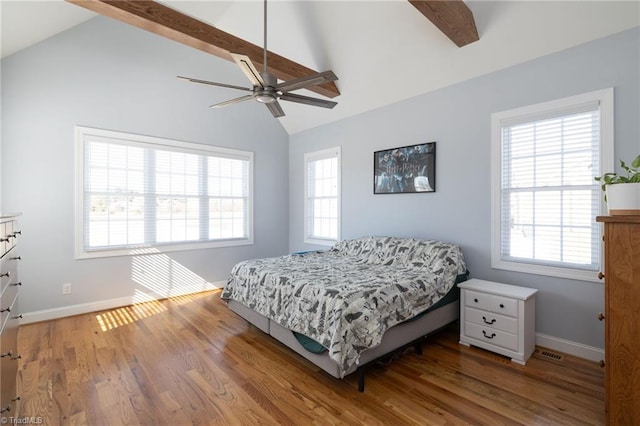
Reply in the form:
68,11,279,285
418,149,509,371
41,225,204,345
177,76,252,92
279,93,338,109
265,101,285,118
230,53,266,88
210,94,255,109
276,70,338,93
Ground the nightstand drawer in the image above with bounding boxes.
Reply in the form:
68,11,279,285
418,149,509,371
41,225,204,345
464,289,491,310
489,294,518,317
465,322,518,351
464,290,518,317
464,307,518,334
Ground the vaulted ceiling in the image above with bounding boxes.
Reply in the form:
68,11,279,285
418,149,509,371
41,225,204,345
2,1,639,135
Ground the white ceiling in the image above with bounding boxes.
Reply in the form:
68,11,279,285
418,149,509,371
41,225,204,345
1,1,639,134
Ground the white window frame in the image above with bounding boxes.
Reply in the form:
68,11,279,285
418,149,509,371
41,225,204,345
490,88,614,282
75,126,254,259
304,146,341,246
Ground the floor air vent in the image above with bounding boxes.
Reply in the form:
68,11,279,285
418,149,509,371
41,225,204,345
535,348,564,361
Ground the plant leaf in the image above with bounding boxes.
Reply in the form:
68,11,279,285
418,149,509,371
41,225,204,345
620,160,630,173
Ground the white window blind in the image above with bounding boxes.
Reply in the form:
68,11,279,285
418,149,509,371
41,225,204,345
304,147,340,245
491,89,613,281
75,127,253,258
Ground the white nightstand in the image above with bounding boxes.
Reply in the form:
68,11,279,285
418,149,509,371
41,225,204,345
458,279,538,365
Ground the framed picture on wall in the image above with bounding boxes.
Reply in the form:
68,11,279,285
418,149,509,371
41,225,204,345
373,142,436,194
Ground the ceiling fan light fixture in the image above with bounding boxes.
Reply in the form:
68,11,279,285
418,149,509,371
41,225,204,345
255,92,277,104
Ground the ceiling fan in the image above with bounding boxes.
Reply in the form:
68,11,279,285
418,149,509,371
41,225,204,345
177,0,338,118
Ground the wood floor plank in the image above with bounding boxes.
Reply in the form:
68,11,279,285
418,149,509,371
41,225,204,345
419,342,604,424
380,367,516,425
16,290,604,425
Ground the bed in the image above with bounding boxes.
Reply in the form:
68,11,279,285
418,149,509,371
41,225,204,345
221,236,468,390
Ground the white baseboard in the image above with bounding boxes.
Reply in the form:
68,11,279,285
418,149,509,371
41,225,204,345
536,332,604,363
20,281,226,325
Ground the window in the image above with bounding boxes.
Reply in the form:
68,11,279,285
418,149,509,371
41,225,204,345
491,89,613,281
75,126,253,258
304,147,340,245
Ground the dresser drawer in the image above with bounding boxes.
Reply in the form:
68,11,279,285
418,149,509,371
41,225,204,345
0,222,5,256
464,307,518,334
465,321,519,351
0,255,17,298
1,221,16,255
0,288,18,333
6,220,14,252
464,290,518,317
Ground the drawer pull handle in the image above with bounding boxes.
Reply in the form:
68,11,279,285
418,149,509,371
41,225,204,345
597,312,605,321
0,405,10,414
13,231,22,236
0,237,10,243
0,307,10,313
10,282,22,287
499,303,505,309
598,272,605,280
10,256,21,261
0,271,10,278
474,298,478,303
12,314,23,320
1,350,12,358
482,331,496,339
11,354,22,361
482,316,496,325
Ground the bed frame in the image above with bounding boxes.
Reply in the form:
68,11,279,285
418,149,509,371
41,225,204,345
227,298,459,391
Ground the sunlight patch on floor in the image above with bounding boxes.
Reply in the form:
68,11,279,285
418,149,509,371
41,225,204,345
96,298,167,331
96,289,219,332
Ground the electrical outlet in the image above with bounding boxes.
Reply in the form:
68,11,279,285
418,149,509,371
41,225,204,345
63,283,72,295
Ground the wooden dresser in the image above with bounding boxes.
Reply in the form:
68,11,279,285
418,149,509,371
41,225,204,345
0,214,21,418
596,215,640,425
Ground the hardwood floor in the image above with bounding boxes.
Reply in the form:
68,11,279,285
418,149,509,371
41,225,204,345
15,290,604,425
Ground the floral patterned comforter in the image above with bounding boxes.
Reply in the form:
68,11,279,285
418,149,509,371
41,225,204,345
221,236,467,376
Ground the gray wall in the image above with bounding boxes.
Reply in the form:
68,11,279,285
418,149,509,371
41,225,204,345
290,27,640,349
1,17,290,314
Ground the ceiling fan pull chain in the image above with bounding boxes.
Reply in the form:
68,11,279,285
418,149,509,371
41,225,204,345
263,0,268,74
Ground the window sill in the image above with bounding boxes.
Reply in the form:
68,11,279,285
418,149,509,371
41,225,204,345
303,237,337,247
75,238,253,260
491,259,602,283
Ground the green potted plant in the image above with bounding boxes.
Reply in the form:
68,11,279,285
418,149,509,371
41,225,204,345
595,154,640,215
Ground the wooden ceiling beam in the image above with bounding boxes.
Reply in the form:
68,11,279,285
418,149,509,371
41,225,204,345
408,0,479,47
66,0,340,98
